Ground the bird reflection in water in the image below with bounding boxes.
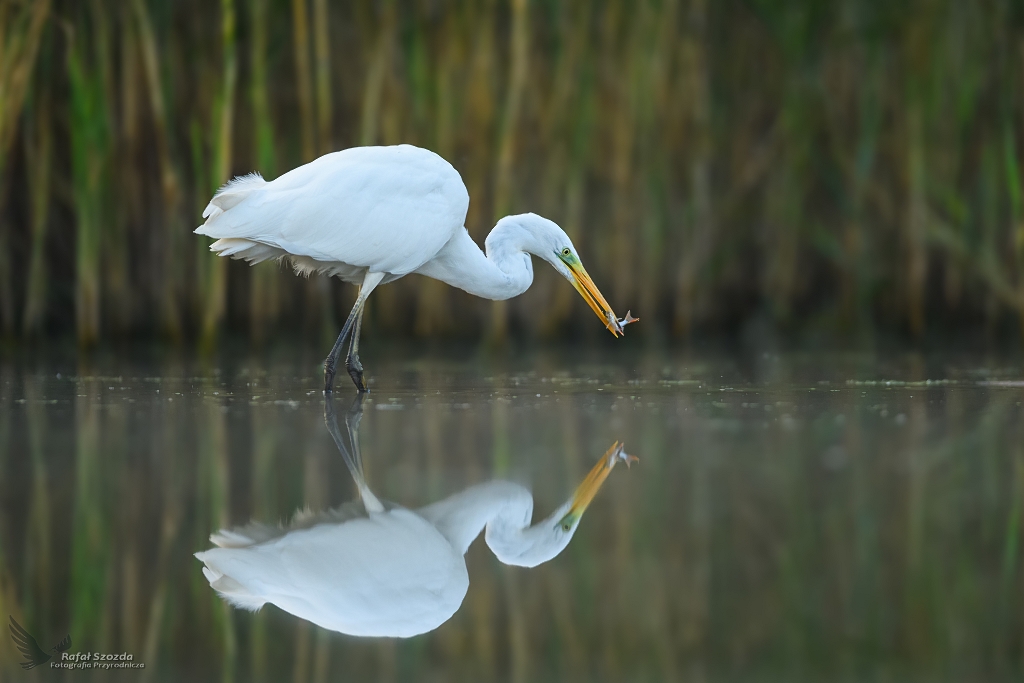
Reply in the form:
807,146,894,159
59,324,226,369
195,397,637,638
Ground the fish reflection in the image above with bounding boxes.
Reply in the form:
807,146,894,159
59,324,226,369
195,396,636,638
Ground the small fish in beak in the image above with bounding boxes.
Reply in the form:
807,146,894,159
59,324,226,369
610,442,639,468
606,310,640,336
616,310,639,334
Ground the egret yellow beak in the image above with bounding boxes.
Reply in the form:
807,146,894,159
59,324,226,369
566,441,638,519
567,262,621,337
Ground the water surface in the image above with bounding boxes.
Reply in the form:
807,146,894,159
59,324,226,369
2,349,1023,681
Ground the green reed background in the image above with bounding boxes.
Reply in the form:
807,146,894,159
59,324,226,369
1,355,1023,681
0,0,1023,345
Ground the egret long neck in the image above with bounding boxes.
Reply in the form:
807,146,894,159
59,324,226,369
416,481,535,556
413,225,533,301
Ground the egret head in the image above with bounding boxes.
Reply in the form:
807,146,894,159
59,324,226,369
498,442,638,568
511,213,623,337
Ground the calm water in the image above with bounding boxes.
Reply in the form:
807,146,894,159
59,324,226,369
2,348,1023,681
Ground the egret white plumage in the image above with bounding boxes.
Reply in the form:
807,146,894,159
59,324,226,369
194,397,636,637
195,144,637,393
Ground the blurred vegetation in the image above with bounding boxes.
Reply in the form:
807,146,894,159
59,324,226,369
0,0,1023,344
1,355,1023,680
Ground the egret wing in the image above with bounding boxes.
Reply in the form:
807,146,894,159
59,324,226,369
198,145,469,276
269,511,469,637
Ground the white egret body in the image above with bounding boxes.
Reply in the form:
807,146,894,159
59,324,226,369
197,505,469,637
195,145,635,392
195,398,636,637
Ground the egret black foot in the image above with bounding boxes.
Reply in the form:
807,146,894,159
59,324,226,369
323,359,337,394
346,355,367,393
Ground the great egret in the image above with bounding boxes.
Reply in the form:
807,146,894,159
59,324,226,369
195,144,638,393
194,396,636,637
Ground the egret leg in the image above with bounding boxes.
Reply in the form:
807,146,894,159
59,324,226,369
324,272,384,393
323,394,384,512
323,302,362,394
345,305,366,392
323,393,359,474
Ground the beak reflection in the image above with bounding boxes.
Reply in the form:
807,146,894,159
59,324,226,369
567,441,638,519
568,262,622,337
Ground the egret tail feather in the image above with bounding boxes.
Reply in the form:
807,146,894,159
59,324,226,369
202,172,266,219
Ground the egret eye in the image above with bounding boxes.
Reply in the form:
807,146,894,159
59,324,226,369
561,248,571,257
561,522,572,531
